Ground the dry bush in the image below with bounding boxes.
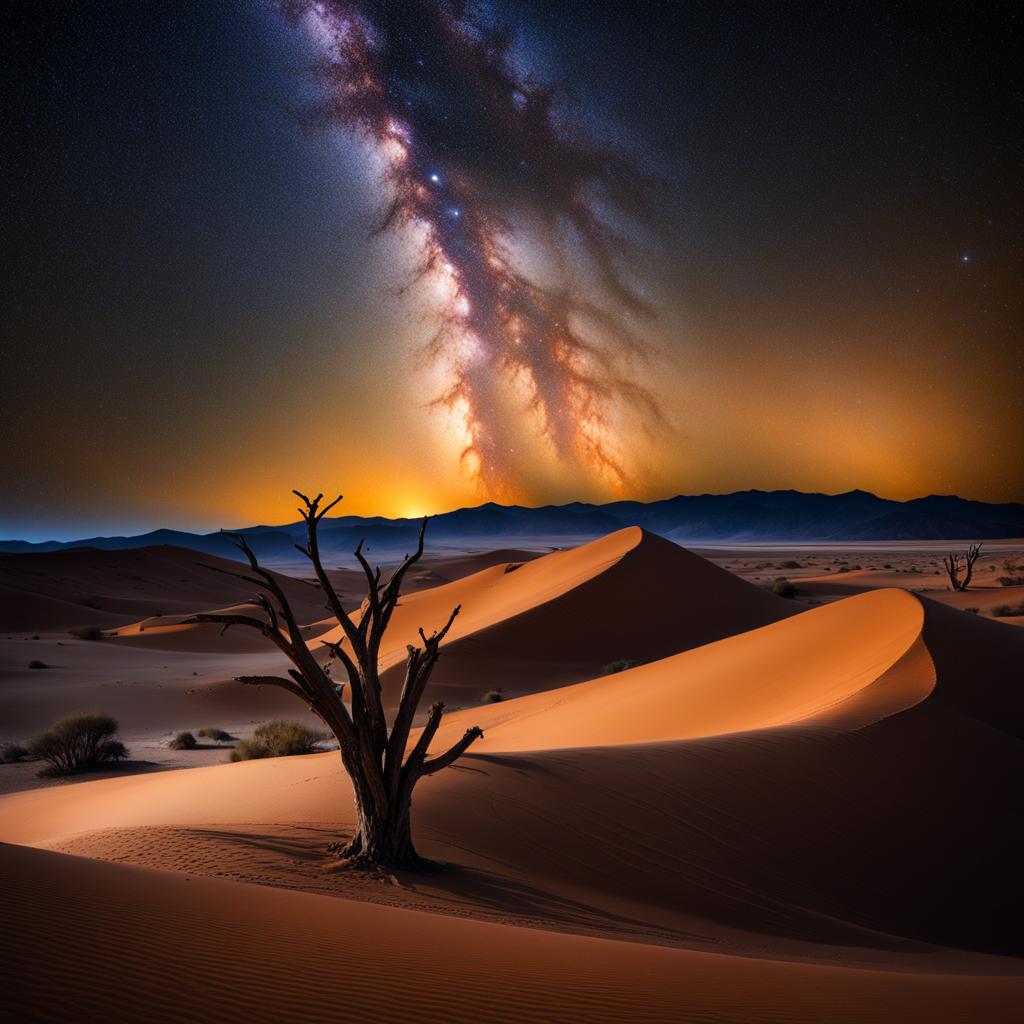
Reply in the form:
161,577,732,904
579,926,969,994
771,578,798,599
197,727,233,742
229,721,325,762
992,603,1024,618
30,713,128,776
69,626,105,640
0,742,31,764
601,658,638,675
169,731,198,750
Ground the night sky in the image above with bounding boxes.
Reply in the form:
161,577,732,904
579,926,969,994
3,0,1021,540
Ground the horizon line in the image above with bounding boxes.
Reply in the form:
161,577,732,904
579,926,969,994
3,486,1022,547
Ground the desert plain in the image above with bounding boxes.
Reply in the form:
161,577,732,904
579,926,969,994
1,527,1022,1022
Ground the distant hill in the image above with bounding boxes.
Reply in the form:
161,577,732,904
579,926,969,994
2,490,1022,558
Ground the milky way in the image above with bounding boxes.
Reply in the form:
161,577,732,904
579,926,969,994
280,0,661,496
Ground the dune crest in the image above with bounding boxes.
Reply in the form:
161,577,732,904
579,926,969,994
430,588,934,753
361,526,793,701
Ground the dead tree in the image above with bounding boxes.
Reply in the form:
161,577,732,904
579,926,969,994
185,491,482,869
941,542,982,592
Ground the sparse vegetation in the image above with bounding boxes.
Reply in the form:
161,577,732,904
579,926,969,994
197,727,233,742
69,625,105,640
997,576,1024,587
228,720,326,762
964,607,980,615
771,578,798,599
481,689,504,703
991,603,1024,618
169,731,198,750
28,659,48,669
779,560,802,569
29,713,128,775
601,658,638,675
0,742,31,764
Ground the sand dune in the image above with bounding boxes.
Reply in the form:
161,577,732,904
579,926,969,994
93,527,790,705
4,587,1021,966
0,528,789,741
351,527,794,703
427,588,933,751
5,844,1019,1024
2,534,1021,1021
0,545,326,633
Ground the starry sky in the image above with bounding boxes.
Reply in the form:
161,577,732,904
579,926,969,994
2,0,1022,540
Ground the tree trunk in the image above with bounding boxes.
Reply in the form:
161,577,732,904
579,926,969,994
341,780,421,869
330,747,421,868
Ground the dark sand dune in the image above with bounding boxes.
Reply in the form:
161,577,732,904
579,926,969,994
920,596,1024,734
0,545,326,633
5,843,1019,1024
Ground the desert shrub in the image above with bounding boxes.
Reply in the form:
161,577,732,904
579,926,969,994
0,742,31,764
69,625,105,640
771,578,798,599
997,576,1024,587
964,607,980,615
481,689,504,703
229,720,325,762
991,603,1024,618
169,731,198,750
229,738,269,762
29,713,128,775
779,560,802,569
601,658,638,675
197,727,233,742
28,659,48,670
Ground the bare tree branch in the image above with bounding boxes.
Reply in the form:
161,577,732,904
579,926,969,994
420,726,484,776
236,675,310,703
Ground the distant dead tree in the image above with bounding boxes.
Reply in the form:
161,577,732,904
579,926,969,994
941,543,982,592
185,491,482,869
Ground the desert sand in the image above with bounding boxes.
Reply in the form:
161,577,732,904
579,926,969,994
1,528,1022,1021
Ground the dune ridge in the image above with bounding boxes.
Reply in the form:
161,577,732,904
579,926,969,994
362,526,796,701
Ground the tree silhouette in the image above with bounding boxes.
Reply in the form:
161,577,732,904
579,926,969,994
186,490,482,868
941,542,982,592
